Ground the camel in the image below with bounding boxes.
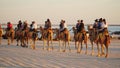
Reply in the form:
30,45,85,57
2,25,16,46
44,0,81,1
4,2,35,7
15,28,38,49
76,29,88,54
40,26,53,51
56,28,71,52
15,29,28,47
5,28,15,45
87,25,97,56
88,25,110,58
72,27,79,49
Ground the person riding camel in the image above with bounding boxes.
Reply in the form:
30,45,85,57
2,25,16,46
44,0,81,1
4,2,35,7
76,20,81,33
7,22,13,31
30,21,37,32
17,20,22,31
59,19,68,38
93,19,98,29
44,19,51,30
76,20,86,40
21,21,28,36
43,19,52,37
102,19,108,35
59,20,67,33
94,18,105,43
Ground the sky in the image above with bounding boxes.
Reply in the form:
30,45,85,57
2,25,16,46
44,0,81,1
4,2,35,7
0,0,120,25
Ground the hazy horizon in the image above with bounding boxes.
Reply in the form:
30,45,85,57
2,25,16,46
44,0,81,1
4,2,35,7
0,0,120,25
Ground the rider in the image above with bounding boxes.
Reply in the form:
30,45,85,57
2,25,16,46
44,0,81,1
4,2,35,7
94,18,105,43
59,19,67,33
44,18,52,30
76,20,85,40
30,21,37,32
7,22,13,31
76,20,81,33
102,19,109,36
43,19,52,37
17,20,22,31
93,19,98,29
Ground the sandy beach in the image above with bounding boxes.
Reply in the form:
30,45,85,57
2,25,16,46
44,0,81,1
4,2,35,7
0,39,120,68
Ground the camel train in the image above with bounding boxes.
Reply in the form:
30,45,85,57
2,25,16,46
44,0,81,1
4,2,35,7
0,20,111,58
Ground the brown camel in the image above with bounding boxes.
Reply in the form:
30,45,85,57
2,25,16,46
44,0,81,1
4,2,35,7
88,25,110,58
56,28,71,52
76,29,88,54
72,27,79,49
5,28,15,45
87,25,97,56
40,26,53,51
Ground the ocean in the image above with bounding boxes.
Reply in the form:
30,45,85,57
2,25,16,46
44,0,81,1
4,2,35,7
1,24,120,34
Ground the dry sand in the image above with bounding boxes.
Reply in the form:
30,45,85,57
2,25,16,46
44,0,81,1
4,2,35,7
0,39,120,68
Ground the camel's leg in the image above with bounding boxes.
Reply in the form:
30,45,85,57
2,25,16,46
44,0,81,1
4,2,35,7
0,37,1,45
48,40,51,51
26,38,29,47
85,42,88,54
75,41,77,49
8,37,10,45
68,41,71,52
97,43,100,57
59,40,61,52
16,39,19,46
101,44,105,56
32,40,35,50
43,40,46,50
11,36,14,43
51,40,53,50
20,38,23,47
22,39,25,47
80,42,83,54
63,41,66,52
77,42,80,53
59,40,62,52
91,42,94,56
105,45,108,58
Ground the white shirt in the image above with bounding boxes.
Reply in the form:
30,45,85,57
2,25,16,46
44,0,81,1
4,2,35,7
102,22,108,28
32,23,37,29
63,23,67,28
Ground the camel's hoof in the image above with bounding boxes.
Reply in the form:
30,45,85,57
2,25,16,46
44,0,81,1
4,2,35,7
69,49,71,52
105,54,108,58
47,48,51,51
100,53,105,56
77,51,81,54
8,43,10,45
85,52,87,55
31,45,35,49
52,47,54,50
91,53,94,56
96,54,101,57
63,50,66,52
26,45,28,48
59,49,62,52
43,48,46,50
